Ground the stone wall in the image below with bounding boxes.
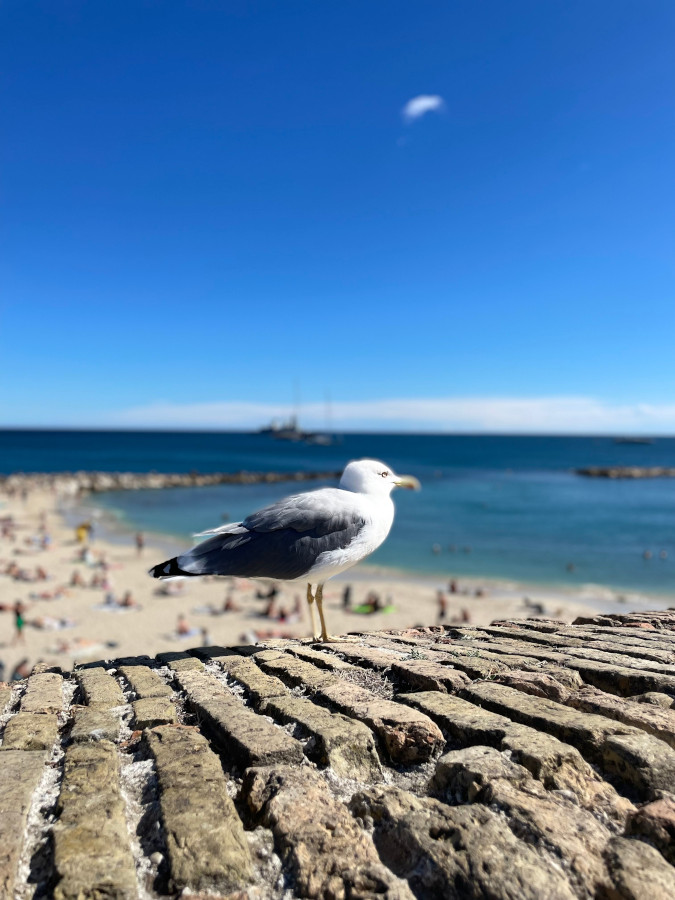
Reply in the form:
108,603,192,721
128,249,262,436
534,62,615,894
2,610,675,898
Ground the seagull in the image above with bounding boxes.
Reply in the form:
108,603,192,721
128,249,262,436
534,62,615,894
148,459,420,641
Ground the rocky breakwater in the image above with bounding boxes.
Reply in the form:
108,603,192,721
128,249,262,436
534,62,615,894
576,466,675,479
0,469,342,496
3,610,675,898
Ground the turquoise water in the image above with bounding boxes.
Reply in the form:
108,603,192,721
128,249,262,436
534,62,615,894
2,430,674,593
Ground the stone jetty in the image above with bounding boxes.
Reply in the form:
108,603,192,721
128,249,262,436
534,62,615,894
0,469,342,496
3,610,675,898
576,467,675,479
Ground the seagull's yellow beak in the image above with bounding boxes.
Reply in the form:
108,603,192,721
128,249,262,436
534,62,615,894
394,474,421,490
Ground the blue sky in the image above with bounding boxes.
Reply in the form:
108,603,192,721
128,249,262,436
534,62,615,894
2,1,674,433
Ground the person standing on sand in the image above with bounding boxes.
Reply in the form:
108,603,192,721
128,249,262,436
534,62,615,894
436,590,448,623
135,532,145,556
12,600,26,645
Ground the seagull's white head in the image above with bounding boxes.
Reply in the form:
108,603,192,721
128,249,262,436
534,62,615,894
339,459,421,496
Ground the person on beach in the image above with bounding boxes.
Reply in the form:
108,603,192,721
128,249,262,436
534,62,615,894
135,532,145,556
12,601,26,644
223,593,241,613
11,658,30,680
176,613,191,635
437,589,448,623
342,585,352,610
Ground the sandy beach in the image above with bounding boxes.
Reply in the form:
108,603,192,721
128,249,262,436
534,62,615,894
0,483,667,679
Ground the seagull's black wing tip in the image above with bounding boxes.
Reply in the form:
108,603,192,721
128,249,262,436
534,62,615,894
149,557,187,578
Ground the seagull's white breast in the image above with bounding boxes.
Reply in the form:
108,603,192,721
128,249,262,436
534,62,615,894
304,494,395,582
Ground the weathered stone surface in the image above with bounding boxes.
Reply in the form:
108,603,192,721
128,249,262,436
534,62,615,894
603,836,675,898
132,696,177,728
215,655,288,703
442,630,675,696
626,792,675,864
430,745,617,895
260,694,382,781
318,641,470,693
567,684,675,749
175,669,303,767
464,681,675,800
493,669,574,703
244,766,413,899
53,741,137,900
8,620,675,900
0,712,58,751
602,732,675,800
317,680,444,763
70,706,122,743
402,691,633,824
146,725,252,892
463,681,637,757
76,667,126,708
21,671,63,713
156,650,204,671
634,692,675,708
0,684,11,714
0,750,46,897
351,785,576,899
118,664,173,698
430,744,530,801
254,650,339,691
285,645,358,671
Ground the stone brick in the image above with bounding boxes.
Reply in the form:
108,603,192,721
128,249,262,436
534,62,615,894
429,745,616,895
132,696,177,729
464,681,675,800
603,836,675,899
156,650,204,671
567,685,675,749
633,692,675,709
215,655,288,703
118,664,173,699
285,645,358,671
0,750,46,897
260,694,382,781
626,792,675,865
350,785,577,900
254,651,339,691
76,668,126,708
146,725,252,893
402,691,633,824
317,680,444,763
21,672,63,713
0,712,58,751
244,765,413,900
0,684,11,714
602,732,675,800
462,681,637,758
318,641,470,692
53,741,137,900
70,706,122,744
175,669,303,767
493,669,574,703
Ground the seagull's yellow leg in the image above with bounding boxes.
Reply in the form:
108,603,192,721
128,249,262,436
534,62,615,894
306,583,318,640
315,583,331,642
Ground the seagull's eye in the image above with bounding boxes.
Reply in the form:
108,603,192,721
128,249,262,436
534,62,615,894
380,471,389,478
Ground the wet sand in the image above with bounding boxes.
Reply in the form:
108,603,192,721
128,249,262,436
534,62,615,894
0,485,661,678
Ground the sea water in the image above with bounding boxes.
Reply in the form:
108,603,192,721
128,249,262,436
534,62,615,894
2,430,674,594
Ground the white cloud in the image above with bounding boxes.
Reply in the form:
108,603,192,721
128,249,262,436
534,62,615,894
401,94,445,123
105,396,675,435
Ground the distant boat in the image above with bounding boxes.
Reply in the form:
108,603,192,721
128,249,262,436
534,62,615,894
613,437,654,445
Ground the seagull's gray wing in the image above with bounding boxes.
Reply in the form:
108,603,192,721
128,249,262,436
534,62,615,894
151,489,367,580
